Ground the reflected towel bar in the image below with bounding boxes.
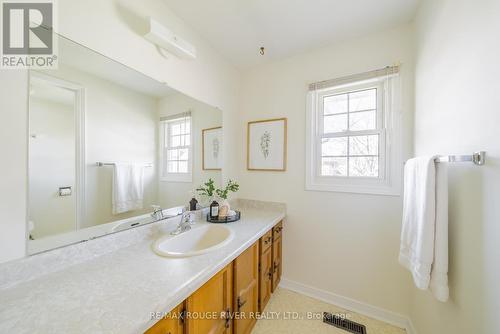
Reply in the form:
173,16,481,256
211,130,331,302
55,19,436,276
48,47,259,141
95,162,154,167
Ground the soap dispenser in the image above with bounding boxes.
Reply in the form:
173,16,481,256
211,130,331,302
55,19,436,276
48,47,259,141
210,200,219,219
189,197,198,211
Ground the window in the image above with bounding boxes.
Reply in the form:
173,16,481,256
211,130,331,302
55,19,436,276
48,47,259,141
306,70,401,195
160,114,192,182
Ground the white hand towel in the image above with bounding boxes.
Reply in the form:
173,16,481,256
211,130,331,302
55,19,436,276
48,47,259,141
429,162,449,302
112,163,145,215
399,156,449,302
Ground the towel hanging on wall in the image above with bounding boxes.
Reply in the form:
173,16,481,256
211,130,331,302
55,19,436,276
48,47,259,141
399,156,449,302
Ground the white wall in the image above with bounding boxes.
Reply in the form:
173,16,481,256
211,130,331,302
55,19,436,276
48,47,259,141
235,25,415,315
158,93,222,208
42,64,159,228
0,0,240,264
0,71,28,263
29,98,76,238
411,0,500,333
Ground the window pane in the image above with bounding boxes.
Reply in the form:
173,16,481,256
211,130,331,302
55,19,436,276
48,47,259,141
178,148,188,160
171,123,181,135
324,114,347,133
184,134,190,146
349,135,379,156
167,161,177,173
349,110,376,131
322,137,347,156
171,135,181,147
324,94,348,115
184,121,191,134
178,161,188,173
321,157,347,176
349,157,379,177
168,149,179,160
349,89,376,112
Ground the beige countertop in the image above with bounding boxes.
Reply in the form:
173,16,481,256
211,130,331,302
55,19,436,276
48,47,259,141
0,206,285,334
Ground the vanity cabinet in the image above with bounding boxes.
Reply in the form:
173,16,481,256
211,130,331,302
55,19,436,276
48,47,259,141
186,263,233,334
271,222,283,291
145,220,283,334
271,235,282,292
272,221,283,242
145,302,185,334
258,236,273,312
233,242,259,334
259,220,283,310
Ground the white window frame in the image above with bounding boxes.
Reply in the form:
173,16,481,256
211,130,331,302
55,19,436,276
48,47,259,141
159,116,193,182
306,76,401,195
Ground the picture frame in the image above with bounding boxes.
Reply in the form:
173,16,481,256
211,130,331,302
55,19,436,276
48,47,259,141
202,126,223,170
247,118,287,171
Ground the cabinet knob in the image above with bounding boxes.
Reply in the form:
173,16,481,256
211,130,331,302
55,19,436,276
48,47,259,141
237,296,247,311
267,270,272,281
224,308,231,328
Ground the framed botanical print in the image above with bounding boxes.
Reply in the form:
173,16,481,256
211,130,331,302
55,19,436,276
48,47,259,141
247,118,287,171
202,126,223,170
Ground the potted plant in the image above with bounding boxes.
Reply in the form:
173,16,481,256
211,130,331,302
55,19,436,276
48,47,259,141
195,179,239,218
195,178,217,208
215,180,239,217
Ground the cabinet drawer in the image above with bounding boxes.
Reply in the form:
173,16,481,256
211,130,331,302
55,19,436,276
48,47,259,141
272,221,283,242
260,230,273,253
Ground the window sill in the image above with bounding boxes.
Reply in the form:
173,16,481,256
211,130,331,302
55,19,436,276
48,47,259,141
305,181,400,196
161,174,192,183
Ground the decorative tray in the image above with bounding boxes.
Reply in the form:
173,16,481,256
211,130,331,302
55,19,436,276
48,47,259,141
206,210,241,223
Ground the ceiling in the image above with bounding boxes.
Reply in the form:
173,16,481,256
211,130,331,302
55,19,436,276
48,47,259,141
163,0,420,68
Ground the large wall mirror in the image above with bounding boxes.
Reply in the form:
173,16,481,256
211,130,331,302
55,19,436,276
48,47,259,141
28,34,223,254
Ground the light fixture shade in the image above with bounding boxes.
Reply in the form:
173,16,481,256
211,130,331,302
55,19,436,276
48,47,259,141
144,17,197,60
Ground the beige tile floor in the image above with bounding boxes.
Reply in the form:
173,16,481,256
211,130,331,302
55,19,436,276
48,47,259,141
252,288,406,334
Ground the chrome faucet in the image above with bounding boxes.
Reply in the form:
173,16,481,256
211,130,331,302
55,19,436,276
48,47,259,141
151,205,164,221
171,210,193,235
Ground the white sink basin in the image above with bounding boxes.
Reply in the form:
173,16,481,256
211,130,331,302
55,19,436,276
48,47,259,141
153,224,234,257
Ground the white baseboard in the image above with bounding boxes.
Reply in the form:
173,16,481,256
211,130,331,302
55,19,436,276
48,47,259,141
279,278,416,334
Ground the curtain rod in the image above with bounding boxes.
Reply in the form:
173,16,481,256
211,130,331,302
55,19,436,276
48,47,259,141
308,65,400,91
160,110,191,122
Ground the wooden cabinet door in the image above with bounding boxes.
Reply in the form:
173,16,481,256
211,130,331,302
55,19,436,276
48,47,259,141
260,230,273,253
233,242,259,334
145,302,185,334
271,234,282,292
272,221,283,242
186,264,233,334
258,243,273,312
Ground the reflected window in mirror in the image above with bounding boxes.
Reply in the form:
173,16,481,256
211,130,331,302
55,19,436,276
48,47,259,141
160,113,192,182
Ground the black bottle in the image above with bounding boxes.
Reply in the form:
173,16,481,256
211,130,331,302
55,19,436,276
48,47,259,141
210,200,219,219
189,197,198,211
